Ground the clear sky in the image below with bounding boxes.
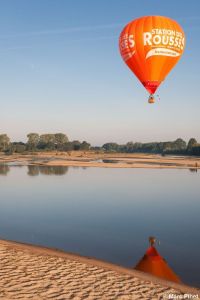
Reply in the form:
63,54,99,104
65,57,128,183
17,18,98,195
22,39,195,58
0,0,200,145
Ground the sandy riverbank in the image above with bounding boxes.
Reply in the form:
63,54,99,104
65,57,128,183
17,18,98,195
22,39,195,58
0,152,200,169
0,239,199,300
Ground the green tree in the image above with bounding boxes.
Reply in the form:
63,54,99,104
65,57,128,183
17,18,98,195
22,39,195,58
162,142,172,154
125,142,135,153
38,134,56,150
55,133,69,150
80,141,90,151
71,140,81,150
162,139,187,154
102,143,119,152
191,144,200,156
27,133,40,150
13,142,26,153
63,142,74,152
0,134,10,151
174,138,187,151
187,138,197,154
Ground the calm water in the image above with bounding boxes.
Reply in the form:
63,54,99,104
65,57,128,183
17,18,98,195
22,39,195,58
0,165,199,287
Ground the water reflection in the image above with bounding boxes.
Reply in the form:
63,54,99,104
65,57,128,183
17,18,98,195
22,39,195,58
0,166,200,287
189,168,198,173
1,164,199,177
0,164,10,175
27,165,69,176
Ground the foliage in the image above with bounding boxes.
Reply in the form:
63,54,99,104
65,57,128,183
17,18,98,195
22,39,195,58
187,138,197,154
191,144,200,155
1,132,200,156
55,133,69,150
4,142,26,154
102,143,120,152
0,134,10,151
27,133,40,150
80,141,91,151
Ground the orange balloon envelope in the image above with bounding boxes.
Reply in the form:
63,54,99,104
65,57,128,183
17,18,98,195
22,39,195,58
119,16,185,98
135,246,181,283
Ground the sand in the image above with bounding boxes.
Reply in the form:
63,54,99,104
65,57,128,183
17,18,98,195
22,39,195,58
0,152,200,170
0,240,199,300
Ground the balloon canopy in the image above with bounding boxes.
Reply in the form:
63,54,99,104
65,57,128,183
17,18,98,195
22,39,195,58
119,16,185,101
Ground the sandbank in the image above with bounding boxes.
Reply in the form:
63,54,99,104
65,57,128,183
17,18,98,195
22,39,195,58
0,152,200,170
0,239,199,299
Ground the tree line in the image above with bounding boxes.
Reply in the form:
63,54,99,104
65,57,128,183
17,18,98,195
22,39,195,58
0,133,90,154
0,133,200,156
102,138,200,155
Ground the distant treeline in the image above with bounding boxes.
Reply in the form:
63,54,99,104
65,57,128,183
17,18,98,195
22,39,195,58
0,133,200,156
0,133,90,154
101,138,200,156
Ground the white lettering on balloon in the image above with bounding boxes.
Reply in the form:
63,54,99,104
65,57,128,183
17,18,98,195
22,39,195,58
143,29,185,50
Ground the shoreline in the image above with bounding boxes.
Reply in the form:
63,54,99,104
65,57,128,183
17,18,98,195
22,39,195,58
0,239,199,299
0,152,200,170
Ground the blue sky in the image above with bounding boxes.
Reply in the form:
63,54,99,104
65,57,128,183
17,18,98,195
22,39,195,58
0,0,200,145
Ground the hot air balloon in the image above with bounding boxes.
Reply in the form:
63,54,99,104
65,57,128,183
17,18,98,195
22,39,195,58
119,16,185,103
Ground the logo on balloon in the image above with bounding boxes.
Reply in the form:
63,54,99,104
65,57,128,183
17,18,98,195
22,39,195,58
143,29,184,51
146,48,180,59
143,29,185,59
119,28,185,62
119,33,135,62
